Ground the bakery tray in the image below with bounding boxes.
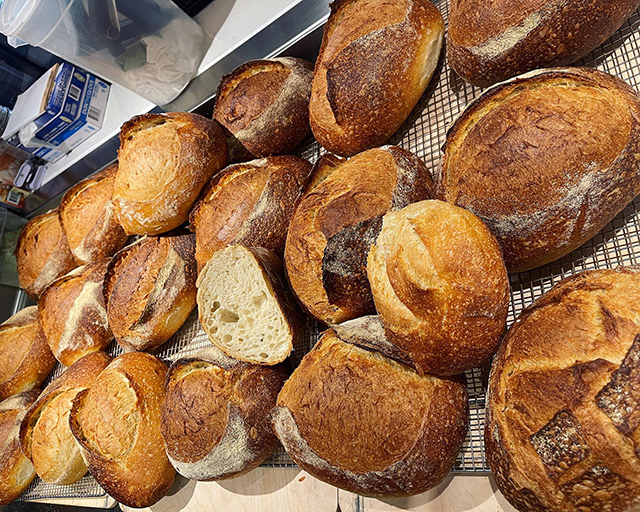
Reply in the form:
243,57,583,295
19,1,640,502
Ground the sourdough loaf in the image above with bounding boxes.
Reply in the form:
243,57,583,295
113,112,228,236
58,163,128,264
486,267,640,512
69,352,175,508
19,352,111,485
285,146,433,325
367,200,509,376
273,316,468,497
448,0,640,87
39,259,112,366
438,67,640,272
0,391,38,505
214,57,313,157
0,307,55,401
190,156,312,270
197,245,304,365
161,346,288,480
104,233,197,352
309,0,444,156
16,209,78,299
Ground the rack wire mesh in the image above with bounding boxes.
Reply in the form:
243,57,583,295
19,1,640,501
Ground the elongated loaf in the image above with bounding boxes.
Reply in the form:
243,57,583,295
273,316,468,497
104,234,197,352
16,209,78,299
367,200,509,376
309,0,444,156
214,57,313,157
448,0,640,87
197,245,305,365
69,352,175,508
161,346,288,480
114,112,228,236
285,146,433,325
486,267,640,512
59,163,128,264
39,259,112,366
190,156,312,270
0,307,55,401
438,67,640,272
19,352,111,485
0,391,38,505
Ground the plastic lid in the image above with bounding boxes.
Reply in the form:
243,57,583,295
0,0,40,38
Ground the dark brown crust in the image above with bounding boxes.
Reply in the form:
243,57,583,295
103,233,197,352
485,267,640,512
161,350,288,480
273,327,468,497
438,67,640,273
309,0,444,156
0,390,39,505
285,145,433,325
0,307,56,401
16,209,79,299
448,0,640,87
189,156,312,270
69,352,175,508
38,259,113,366
58,163,128,264
213,57,313,157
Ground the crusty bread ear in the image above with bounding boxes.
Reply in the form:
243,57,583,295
197,245,304,365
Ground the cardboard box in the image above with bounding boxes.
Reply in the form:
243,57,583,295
2,63,110,162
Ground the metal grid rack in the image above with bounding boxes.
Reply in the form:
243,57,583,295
19,1,640,501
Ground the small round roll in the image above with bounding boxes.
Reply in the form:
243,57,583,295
273,316,468,497
367,200,509,376
16,209,78,299
113,112,228,236
161,346,288,480
0,306,55,401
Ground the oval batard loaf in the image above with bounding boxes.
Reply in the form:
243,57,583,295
104,233,197,352
213,57,313,157
367,200,509,376
190,156,312,270
39,259,113,366
16,209,78,299
285,146,433,325
309,0,444,156
0,391,39,505
448,0,640,87
486,267,640,512
273,316,469,497
197,245,305,365
58,163,128,264
19,352,111,485
0,307,55,401
69,352,175,508
161,346,288,480
438,67,640,273
113,112,228,236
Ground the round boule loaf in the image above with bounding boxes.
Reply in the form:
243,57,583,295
284,145,433,326
113,112,228,236
367,199,509,376
16,209,79,299
438,67,640,273
213,57,313,157
160,346,288,480
486,267,640,512
58,163,128,264
273,316,468,497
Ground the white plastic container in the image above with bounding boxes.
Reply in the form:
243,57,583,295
0,0,205,105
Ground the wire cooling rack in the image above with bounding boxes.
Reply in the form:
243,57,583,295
19,2,640,501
